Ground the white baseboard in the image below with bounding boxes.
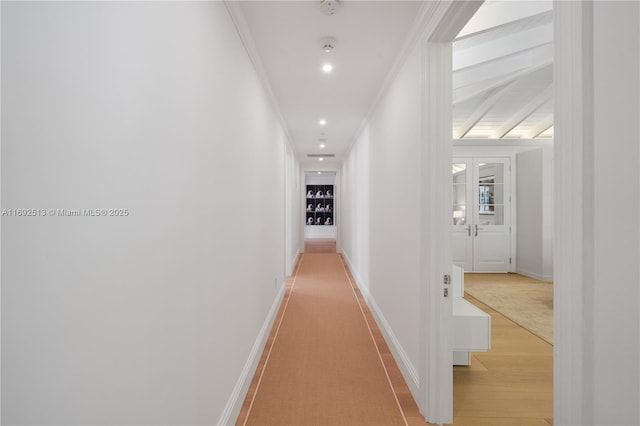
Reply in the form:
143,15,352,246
341,252,420,398
217,284,285,426
288,249,300,277
516,268,553,282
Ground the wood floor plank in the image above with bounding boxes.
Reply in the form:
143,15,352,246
450,417,551,426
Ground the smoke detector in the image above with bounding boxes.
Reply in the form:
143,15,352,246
320,0,340,16
320,36,337,53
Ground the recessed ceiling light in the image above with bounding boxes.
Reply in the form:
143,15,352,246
317,171,322,174
319,119,327,126
319,157,324,161
320,144,326,148
322,63,333,73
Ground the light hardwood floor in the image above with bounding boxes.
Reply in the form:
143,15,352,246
452,294,553,426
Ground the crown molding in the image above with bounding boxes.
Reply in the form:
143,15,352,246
224,1,297,159
346,0,483,159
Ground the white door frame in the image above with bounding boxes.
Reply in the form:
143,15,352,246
553,1,589,423
299,166,341,253
418,2,482,424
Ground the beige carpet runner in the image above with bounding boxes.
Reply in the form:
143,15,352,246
239,253,407,426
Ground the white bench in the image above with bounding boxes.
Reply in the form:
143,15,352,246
452,265,491,366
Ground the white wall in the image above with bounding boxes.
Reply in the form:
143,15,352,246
341,129,370,288
517,149,543,276
541,145,553,280
554,2,639,423
341,46,422,396
285,147,301,275
1,3,289,424
589,2,639,422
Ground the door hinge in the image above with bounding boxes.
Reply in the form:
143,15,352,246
509,257,512,264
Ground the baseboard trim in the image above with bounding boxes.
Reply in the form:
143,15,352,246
288,249,300,277
516,268,553,282
217,284,285,426
341,252,420,396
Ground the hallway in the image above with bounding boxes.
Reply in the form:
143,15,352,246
237,251,553,426
2,2,638,425
236,252,411,426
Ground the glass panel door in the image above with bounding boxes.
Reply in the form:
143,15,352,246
452,160,473,272
472,159,511,272
452,157,512,273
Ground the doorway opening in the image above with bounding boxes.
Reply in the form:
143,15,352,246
450,0,554,423
304,171,336,253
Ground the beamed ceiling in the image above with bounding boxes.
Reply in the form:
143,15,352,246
453,0,553,140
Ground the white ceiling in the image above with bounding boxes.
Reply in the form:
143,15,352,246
453,0,553,140
234,0,554,165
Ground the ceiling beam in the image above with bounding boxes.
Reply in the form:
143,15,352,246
493,84,553,138
524,114,554,139
456,0,552,39
454,61,552,104
453,42,552,88
453,22,552,70
453,81,518,139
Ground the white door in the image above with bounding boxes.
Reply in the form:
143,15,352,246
452,160,473,271
452,157,512,272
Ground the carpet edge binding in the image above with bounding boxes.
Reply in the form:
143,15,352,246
341,253,421,396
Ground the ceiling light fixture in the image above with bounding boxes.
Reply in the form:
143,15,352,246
322,63,333,73
319,157,324,161
319,119,327,126
320,144,326,148
319,0,340,16
320,36,337,53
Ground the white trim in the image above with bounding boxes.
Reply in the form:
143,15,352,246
217,282,286,426
342,252,420,397
454,138,554,148
420,39,454,426
224,2,296,158
300,166,341,253
553,1,592,424
347,0,478,156
239,256,305,426
417,3,482,424
288,249,300,277
516,268,553,283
